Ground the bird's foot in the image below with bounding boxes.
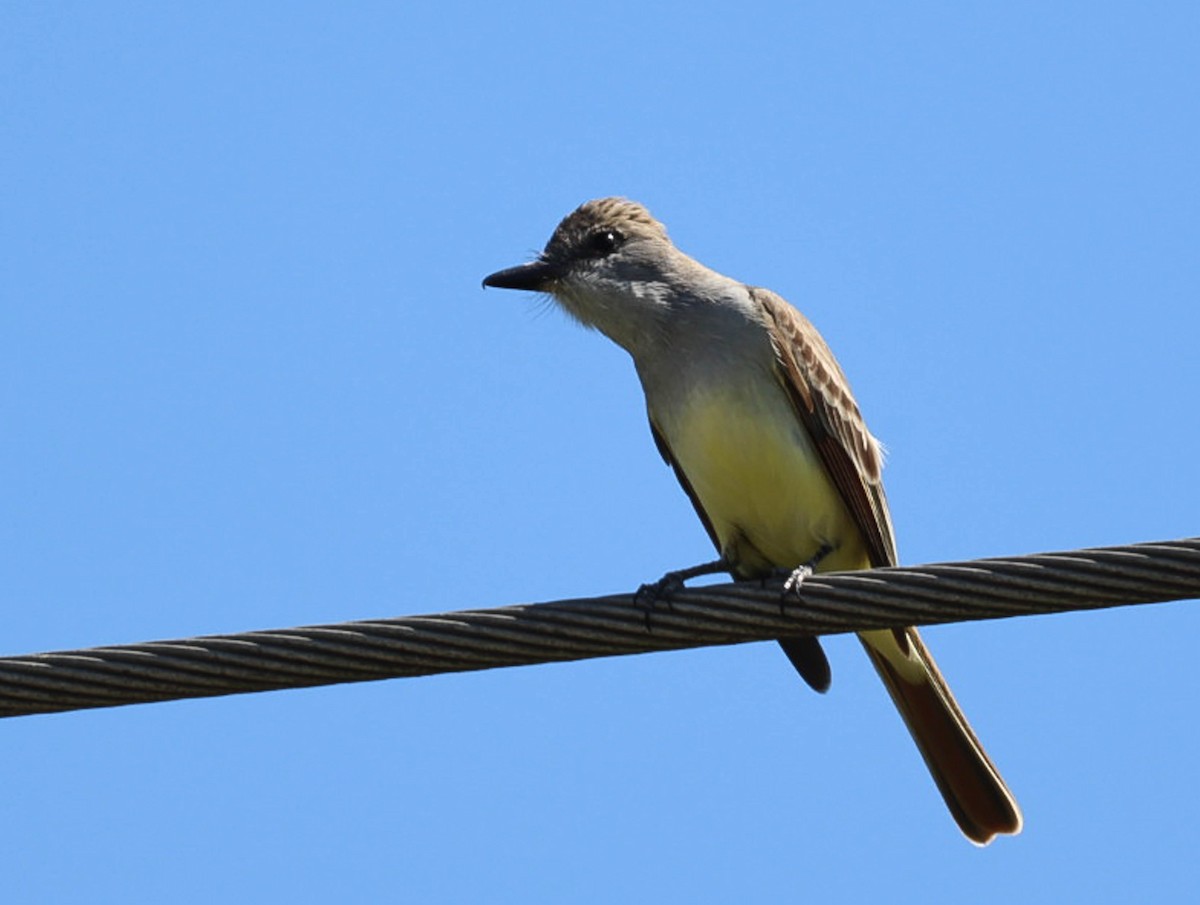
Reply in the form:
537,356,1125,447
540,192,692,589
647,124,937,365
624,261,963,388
776,544,834,613
782,563,815,596
635,573,683,609
635,559,730,629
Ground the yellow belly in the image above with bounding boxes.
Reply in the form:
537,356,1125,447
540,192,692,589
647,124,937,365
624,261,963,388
666,387,868,576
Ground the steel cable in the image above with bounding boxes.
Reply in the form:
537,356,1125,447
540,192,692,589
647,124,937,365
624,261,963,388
1,537,1197,718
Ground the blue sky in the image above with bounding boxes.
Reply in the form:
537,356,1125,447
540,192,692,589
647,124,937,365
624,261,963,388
3,2,1199,902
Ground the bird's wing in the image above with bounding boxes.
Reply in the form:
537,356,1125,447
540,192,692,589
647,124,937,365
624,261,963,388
757,288,1022,840
649,419,721,550
752,286,898,568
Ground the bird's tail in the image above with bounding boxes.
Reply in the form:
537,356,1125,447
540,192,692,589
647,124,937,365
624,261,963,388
859,627,1022,845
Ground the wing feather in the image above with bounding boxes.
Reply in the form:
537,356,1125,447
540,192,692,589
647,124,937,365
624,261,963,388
752,287,898,568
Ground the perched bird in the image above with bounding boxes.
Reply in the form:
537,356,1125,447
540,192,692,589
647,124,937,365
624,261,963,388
484,197,1021,844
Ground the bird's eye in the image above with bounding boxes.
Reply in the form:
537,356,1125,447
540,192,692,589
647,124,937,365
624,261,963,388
586,229,621,257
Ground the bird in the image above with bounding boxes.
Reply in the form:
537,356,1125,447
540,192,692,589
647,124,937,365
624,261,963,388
483,197,1021,844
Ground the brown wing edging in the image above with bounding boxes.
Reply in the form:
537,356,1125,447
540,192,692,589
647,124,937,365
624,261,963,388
752,286,898,568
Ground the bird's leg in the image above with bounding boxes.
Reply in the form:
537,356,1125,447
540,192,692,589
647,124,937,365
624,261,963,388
780,543,835,607
637,558,731,602
635,558,732,628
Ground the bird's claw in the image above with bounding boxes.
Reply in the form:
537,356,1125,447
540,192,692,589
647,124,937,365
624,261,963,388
782,564,814,596
778,564,814,614
634,559,729,629
635,573,683,609
777,544,832,615
635,572,686,631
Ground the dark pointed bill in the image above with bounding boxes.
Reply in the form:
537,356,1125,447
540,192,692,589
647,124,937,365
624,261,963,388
482,259,559,291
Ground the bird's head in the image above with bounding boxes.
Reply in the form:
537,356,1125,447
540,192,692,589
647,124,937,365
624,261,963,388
483,197,687,352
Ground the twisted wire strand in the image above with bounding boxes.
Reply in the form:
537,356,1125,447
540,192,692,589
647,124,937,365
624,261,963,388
2,537,1197,719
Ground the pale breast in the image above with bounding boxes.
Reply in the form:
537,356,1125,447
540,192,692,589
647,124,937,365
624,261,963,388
663,381,867,576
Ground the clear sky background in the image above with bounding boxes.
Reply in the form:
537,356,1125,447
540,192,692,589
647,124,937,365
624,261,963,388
3,3,1199,902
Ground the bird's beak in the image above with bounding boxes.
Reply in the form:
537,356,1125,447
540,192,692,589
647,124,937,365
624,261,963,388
482,259,560,291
